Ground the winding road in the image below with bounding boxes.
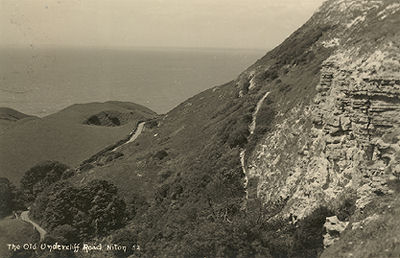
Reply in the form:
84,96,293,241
113,122,146,152
20,211,47,241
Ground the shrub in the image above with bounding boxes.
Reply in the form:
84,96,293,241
290,206,333,257
158,170,173,183
128,193,149,219
146,120,159,129
388,178,400,193
112,229,139,257
154,150,168,160
336,196,357,221
46,224,79,244
227,127,249,148
262,67,279,81
86,115,101,125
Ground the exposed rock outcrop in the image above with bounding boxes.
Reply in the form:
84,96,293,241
323,216,349,248
244,0,400,223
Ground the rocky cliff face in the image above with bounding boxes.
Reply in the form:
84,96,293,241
243,0,400,224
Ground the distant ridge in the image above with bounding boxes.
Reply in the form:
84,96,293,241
0,107,37,135
0,107,34,121
0,101,156,183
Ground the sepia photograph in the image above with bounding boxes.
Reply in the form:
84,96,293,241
0,0,399,257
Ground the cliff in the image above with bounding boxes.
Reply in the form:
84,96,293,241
241,0,400,255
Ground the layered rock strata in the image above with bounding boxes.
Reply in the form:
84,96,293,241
245,0,400,220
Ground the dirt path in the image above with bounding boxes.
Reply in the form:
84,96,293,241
241,91,270,199
249,92,270,135
20,211,46,241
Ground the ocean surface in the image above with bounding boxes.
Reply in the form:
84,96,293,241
0,47,265,116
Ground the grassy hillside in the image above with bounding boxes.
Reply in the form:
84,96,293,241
0,107,33,121
0,108,37,135
0,216,39,258
0,101,156,184
72,81,248,199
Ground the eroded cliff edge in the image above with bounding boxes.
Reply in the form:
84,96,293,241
240,0,400,253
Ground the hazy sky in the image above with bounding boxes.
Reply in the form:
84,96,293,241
0,0,325,50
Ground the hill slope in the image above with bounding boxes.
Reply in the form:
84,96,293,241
0,108,37,134
0,101,156,183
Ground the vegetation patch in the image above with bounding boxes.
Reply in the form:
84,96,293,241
20,160,73,203
31,179,127,242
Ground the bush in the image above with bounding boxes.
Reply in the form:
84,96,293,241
262,66,279,81
146,120,159,129
45,224,79,244
227,127,249,148
104,152,124,163
128,194,149,219
290,206,333,257
388,178,400,193
112,229,139,257
336,196,357,221
158,170,173,183
154,150,168,160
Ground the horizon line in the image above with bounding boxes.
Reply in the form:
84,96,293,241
0,44,268,52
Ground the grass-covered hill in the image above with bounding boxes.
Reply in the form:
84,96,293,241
0,101,156,184
0,107,37,134
0,107,34,121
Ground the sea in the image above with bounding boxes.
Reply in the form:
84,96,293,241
0,47,265,117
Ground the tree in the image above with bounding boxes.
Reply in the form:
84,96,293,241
0,177,23,217
20,161,73,203
82,180,126,236
31,180,127,241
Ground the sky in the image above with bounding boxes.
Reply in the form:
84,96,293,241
0,0,325,50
